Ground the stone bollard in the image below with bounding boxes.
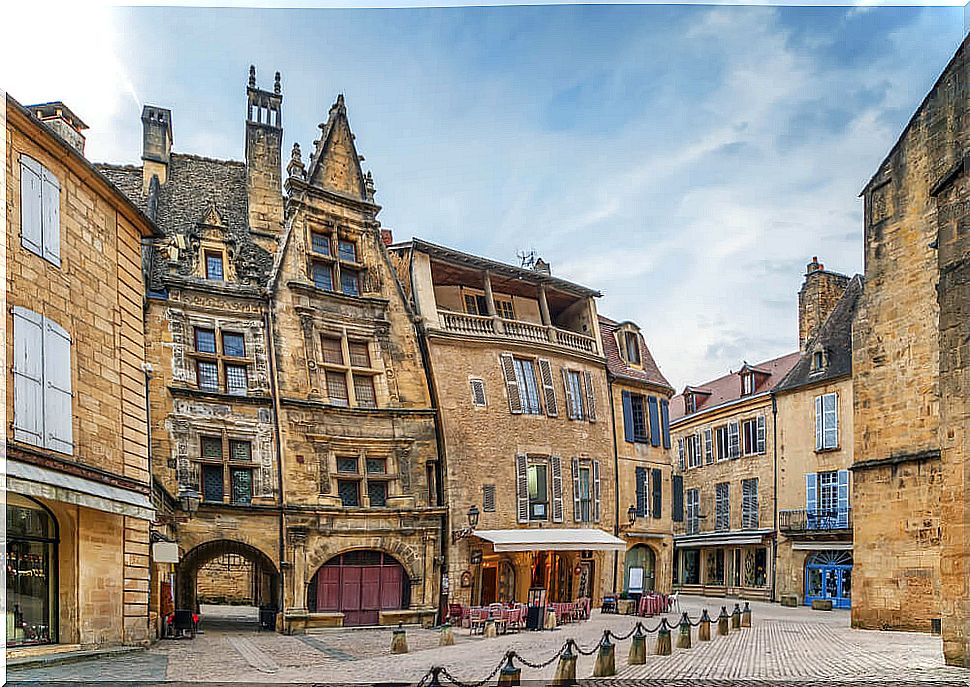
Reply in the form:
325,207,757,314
628,623,647,665
655,618,672,656
439,623,455,647
698,610,711,642
497,652,521,687
484,618,498,638
741,602,752,628
592,631,616,677
552,641,578,686
731,603,742,630
391,624,409,654
545,607,558,631
717,606,729,636
676,612,692,650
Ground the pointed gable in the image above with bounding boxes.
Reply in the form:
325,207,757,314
306,94,368,200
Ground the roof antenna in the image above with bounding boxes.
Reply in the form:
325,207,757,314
517,249,536,270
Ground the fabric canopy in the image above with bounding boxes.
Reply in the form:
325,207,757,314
473,528,627,552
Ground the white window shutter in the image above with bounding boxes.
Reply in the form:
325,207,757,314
12,307,45,447
538,359,558,417
815,395,824,450
501,353,522,414
677,437,685,470
561,369,576,420
756,415,766,454
551,455,564,523
571,456,581,522
583,370,597,422
592,459,601,522
41,169,61,266
20,157,44,257
515,453,529,523
43,317,74,454
823,393,838,449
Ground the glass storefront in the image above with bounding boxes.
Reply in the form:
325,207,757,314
6,494,58,645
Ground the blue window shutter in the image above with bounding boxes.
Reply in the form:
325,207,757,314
805,473,817,515
651,468,662,518
635,466,647,517
647,396,660,447
837,470,849,527
622,391,635,443
660,399,671,448
672,475,684,522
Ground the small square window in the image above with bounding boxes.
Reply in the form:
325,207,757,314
311,232,331,256
348,341,370,368
366,457,387,474
195,328,216,353
367,480,388,507
223,333,246,357
321,336,344,365
326,370,349,406
202,464,224,502
470,379,487,407
225,364,248,396
338,239,357,262
230,468,253,505
201,436,223,459
230,440,252,462
496,299,515,320
312,262,334,291
354,375,377,408
205,252,224,281
337,479,360,507
337,456,359,473
197,361,219,391
340,269,360,296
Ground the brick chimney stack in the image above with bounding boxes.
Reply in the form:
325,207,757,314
30,102,88,155
141,105,172,193
798,256,850,351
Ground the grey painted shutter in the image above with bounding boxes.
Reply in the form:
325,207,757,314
43,317,73,454
515,453,529,523
501,353,522,414
672,475,684,522
592,459,601,522
635,466,647,517
837,469,850,527
647,396,660,446
583,371,597,422
572,457,582,522
728,421,740,458
756,415,766,454
12,307,45,447
651,468,662,518
20,156,44,256
561,369,575,419
659,399,671,448
823,393,838,449
551,454,564,523
538,359,558,417
677,438,685,470
621,391,635,442
704,428,714,464
815,395,823,450
41,168,61,266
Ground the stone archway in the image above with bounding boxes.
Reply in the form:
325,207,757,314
178,539,280,613
307,550,409,626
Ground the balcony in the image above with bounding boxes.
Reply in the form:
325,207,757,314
438,310,598,355
779,508,852,534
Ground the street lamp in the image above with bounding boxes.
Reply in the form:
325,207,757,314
467,505,480,529
452,505,480,543
179,490,200,515
627,505,637,525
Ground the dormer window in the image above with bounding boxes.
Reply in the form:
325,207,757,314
742,372,756,396
812,349,828,372
685,393,697,414
205,251,224,281
624,331,641,366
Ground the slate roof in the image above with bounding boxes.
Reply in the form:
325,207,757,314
598,316,672,392
669,351,801,422
775,275,863,393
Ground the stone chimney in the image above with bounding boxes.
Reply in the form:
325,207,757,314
798,256,850,351
30,102,88,154
381,229,394,246
245,66,284,235
141,105,173,192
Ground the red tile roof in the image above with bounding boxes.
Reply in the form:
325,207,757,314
669,351,800,422
598,316,672,392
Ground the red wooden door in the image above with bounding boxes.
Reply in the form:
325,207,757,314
314,552,405,626
380,564,402,609
316,565,341,611
360,566,382,625
340,566,363,625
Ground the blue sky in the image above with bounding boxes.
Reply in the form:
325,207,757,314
4,3,966,388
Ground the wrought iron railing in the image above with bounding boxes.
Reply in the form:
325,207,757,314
779,508,852,532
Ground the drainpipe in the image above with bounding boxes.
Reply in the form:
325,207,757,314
264,304,287,618
608,376,621,594
771,393,779,603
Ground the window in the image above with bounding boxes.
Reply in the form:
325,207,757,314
337,479,360,507
202,464,224,502
340,269,360,296
742,479,759,529
812,350,827,371
714,426,728,461
327,371,349,407
483,484,496,512
624,331,641,365
205,252,224,281
365,457,386,474
20,155,61,266
682,550,700,585
197,361,219,391
348,341,371,368
635,466,648,517
337,456,358,473
225,364,248,396
195,328,217,353
686,488,700,535
338,239,357,262
576,465,592,522
367,480,388,507
230,468,253,505
230,439,252,462
198,436,256,504
464,293,488,316
311,231,331,255
495,298,515,320
223,333,246,357
727,421,740,459
629,394,648,442
513,358,542,415
564,370,585,420
312,262,334,291
677,438,685,471
12,308,73,453
815,393,839,450
741,372,756,395
353,375,377,408
202,436,223,460
740,416,766,455
527,463,549,520
715,482,730,531
470,379,487,407
818,470,838,513
686,433,701,469
685,393,696,414
321,336,344,364
704,429,714,464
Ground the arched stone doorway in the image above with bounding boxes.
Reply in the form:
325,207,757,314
805,550,852,609
307,550,408,626
624,544,657,594
178,540,279,614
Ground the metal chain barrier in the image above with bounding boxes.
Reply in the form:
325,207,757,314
437,652,508,687
512,643,569,670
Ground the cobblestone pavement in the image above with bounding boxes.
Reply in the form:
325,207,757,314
7,598,970,684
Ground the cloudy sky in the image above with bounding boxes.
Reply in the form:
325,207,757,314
3,2,966,389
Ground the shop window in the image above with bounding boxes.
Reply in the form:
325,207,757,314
682,550,700,585
6,494,57,646
706,549,725,585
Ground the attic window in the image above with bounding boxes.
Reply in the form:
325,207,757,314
624,331,641,366
741,372,756,396
812,350,828,372
685,393,697,414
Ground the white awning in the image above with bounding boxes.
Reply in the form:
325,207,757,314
792,542,853,551
673,529,773,548
473,528,627,552
5,460,154,520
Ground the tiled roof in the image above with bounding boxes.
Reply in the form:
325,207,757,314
669,350,800,422
775,275,863,393
598,316,672,392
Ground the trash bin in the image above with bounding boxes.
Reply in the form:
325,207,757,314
259,605,277,630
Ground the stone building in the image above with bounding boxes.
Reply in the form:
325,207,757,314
852,34,968,666
389,241,627,611
5,96,157,654
774,265,861,609
669,352,799,600
598,317,676,597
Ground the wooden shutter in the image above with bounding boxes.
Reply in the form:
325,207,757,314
538,359,558,417
43,317,73,454
704,428,714,464
672,475,684,522
635,466,647,517
728,421,740,459
647,396,660,446
815,395,823,450
592,459,601,522
515,453,529,523
756,415,766,454
41,168,61,266
20,156,44,256
483,484,496,512
551,455,564,523
12,307,45,447
677,438,685,470
583,371,597,422
501,353,522,414
621,391,635,442
561,369,575,420
659,399,671,448
823,393,838,449
571,457,582,522
651,468,662,518
805,473,818,514
837,469,850,527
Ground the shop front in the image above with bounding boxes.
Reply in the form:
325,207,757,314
673,529,774,600
6,494,58,646
804,549,852,609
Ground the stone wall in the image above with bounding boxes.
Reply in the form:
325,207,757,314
196,554,254,605
798,261,849,351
